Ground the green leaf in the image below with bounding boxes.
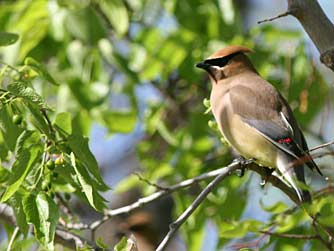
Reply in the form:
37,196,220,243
72,110,91,136
114,237,128,251
1,146,40,202
260,200,288,214
69,153,106,211
67,78,107,110
157,121,178,146
24,57,59,85
10,192,29,236
10,0,49,61
158,38,187,71
67,133,108,191
65,7,107,45
102,110,136,133
218,0,235,24
0,165,10,183
109,51,139,82
25,102,51,137
220,219,262,238
14,130,36,155
0,105,23,151
8,82,45,108
53,112,72,135
23,192,59,250
0,31,19,46
114,175,142,193
275,210,307,233
99,0,129,36
96,236,109,249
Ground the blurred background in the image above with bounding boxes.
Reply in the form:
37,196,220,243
0,0,333,250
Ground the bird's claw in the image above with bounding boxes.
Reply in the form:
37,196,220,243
260,167,275,187
233,157,255,177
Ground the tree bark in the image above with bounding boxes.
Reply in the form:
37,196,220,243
287,0,334,71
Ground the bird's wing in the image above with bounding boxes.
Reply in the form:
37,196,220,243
228,84,320,173
279,94,322,175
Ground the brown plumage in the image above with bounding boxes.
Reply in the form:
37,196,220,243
196,45,322,202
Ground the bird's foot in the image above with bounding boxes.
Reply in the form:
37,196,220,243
233,157,255,177
260,167,275,186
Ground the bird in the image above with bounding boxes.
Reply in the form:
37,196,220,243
196,45,322,202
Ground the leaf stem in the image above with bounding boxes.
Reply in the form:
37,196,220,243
7,226,19,251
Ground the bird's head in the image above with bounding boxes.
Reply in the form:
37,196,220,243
196,45,254,83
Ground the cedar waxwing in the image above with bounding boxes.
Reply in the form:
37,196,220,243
196,45,322,202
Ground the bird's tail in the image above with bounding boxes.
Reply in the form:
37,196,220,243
276,152,311,203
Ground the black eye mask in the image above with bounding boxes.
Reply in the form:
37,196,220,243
204,52,240,67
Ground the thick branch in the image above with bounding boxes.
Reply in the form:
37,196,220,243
287,0,334,70
259,0,334,71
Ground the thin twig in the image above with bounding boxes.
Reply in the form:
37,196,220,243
61,221,89,230
41,108,54,134
155,162,240,251
257,11,291,24
7,226,19,251
260,230,320,240
133,172,170,191
0,60,19,73
55,228,107,251
311,215,334,251
310,140,334,152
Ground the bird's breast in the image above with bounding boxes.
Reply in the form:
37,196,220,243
210,90,277,168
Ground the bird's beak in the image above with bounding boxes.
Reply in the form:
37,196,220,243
196,61,211,71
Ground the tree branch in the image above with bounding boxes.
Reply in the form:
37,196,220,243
81,159,300,232
7,227,19,251
260,230,320,240
155,161,240,251
103,164,241,218
309,140,334,152
2,149,329,250
247,163,300,204
258,0,334,71
257,11,291,24
55,228,106,251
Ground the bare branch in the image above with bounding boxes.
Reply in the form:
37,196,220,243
310,140,334,152
55,163,246,232
155,161,240,251
257,11,291,24
103,164,240,218
133,172,170,191
90,160,301,231
260,230,320,240
258,0,334,71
